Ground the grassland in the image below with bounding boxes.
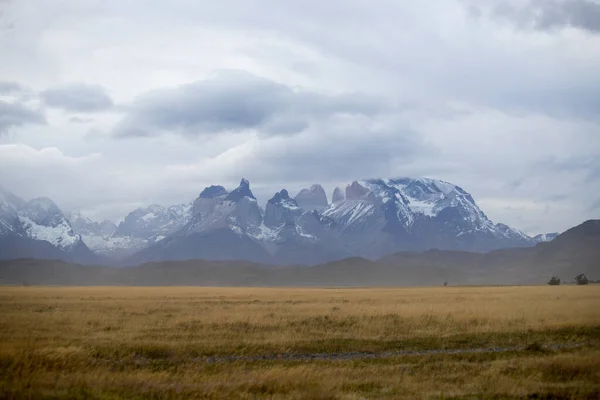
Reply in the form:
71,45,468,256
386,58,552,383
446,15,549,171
1,285,599,399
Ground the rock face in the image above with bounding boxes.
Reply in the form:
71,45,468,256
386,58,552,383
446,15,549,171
264,190,303,228
0,188,97,264
294,184,328,211
332,187,345,203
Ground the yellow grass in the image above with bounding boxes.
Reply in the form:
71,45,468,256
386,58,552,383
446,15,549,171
1,285,599,399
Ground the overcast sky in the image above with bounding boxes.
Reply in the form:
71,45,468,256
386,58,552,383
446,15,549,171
1,0,599,234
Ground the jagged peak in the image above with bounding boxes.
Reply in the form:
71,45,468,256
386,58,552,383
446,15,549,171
268,189,293,204
225,178,256,201
199,185,228,199
345,181,370,200
296,183,326,196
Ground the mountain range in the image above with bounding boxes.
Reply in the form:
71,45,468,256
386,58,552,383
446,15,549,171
1,219,597,286
0,177,562,265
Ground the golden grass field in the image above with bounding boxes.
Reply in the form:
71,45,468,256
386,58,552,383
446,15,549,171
1,285,599,399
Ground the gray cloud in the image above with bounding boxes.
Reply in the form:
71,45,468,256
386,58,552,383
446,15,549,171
113,71,384,138
0,81,28,94
42,83,114,112
494,0,600,33
69,116,95,124
0,100,46,135
588,197,600,211
1,0,599,234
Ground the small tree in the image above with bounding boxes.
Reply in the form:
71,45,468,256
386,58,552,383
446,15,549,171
574,273,589,285
548,276,561,286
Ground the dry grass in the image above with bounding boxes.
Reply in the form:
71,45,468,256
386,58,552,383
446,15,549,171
0,285,599,399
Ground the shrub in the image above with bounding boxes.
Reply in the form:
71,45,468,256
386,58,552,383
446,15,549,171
547,276,561,286
574,273,589,286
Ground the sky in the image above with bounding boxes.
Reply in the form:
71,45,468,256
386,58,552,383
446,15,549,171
1,0,599,235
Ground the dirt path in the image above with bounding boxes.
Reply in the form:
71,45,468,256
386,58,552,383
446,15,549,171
201,342,586,364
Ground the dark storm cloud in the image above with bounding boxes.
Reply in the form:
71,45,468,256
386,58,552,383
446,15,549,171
494,0,600,33
41,83,114,112
113,71,385,138
0,100,46,135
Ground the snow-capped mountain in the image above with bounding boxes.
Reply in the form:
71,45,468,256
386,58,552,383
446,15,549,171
0,188,96,263
17,198,82,250
130,179,272,264
321,178,535,256
128,177,536,266
68,203,192,257
68,211,117,237
1,177,541,265
534,233,559,243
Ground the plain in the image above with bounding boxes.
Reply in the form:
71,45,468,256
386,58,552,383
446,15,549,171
1,285,599,399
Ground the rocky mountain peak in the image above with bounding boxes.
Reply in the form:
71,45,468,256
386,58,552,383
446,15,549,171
345,181,370,200
226,178,256,202
264,189,302,228
332,187,345,203
199,185,228,199
268,189,293,204
294,184,328,211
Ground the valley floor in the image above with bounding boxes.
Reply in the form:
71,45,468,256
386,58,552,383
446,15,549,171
0,286,599,399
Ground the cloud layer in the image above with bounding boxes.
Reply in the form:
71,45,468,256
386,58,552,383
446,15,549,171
113,71,383,138
42,83,114,112
0,0,599,235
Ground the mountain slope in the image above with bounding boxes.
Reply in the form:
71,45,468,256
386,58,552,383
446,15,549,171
0,190,97,264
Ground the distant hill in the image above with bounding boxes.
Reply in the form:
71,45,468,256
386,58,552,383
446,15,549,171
1,220,597,287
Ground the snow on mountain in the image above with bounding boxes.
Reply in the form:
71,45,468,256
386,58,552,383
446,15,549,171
264,189,303,228
534,232,559,243
2,176,541,265
71,202,193,257
0,187,25,234
17,198,81,250
185,178,263,236
294,184,328,211
321,177,535,253
68,211,117,237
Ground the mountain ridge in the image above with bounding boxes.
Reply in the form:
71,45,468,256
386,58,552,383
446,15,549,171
0,177,565,265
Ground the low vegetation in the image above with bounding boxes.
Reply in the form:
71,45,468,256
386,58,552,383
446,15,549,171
1,285,599,399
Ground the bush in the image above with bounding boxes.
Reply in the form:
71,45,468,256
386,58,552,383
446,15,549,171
574,274,589,285
547,276,561,286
